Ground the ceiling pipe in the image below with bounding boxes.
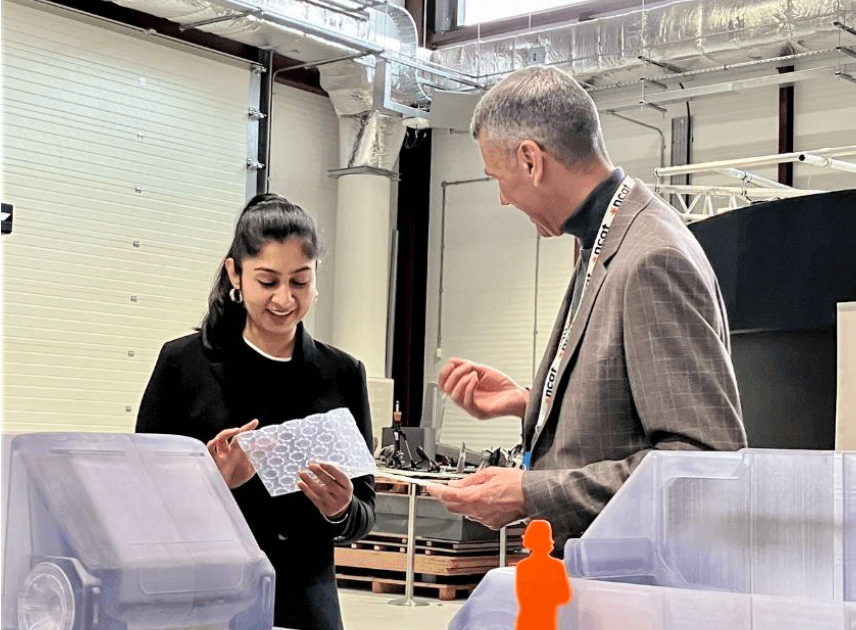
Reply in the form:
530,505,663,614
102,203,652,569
432,0,855,89
607,111,666,169
717,168,794,190
654,146,856,178
798,153,856,173
653,184,827,197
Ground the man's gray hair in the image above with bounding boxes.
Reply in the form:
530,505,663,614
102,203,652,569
471,66,607,168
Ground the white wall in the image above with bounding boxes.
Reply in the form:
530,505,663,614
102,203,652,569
1,0,250,433
793,76,856,191
691,86,781,187
424,77,856,451
0,1,355,433
425,132,539,450
268,84,341,343
600,76,856,200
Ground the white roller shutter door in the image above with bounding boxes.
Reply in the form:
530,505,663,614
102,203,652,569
1,1,251,433
268,84,340,343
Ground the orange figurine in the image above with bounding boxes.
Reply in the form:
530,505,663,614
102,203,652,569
515,519,573,630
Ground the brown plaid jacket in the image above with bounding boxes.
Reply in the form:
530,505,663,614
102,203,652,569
521,181,747,552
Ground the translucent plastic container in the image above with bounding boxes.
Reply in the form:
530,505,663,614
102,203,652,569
565,449,856,601
449,449,856,630
451,568,856,630
1,433,275,630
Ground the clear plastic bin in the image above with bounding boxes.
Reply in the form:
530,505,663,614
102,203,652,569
449,449,856,630
1,433,275,630
565,449,856,601
451,568,856,630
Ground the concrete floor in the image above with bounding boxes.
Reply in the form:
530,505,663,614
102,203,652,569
340,587,465,630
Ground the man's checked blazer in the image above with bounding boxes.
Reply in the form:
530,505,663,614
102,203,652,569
521,179,747,553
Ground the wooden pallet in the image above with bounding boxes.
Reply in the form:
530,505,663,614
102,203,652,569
346,532,524,556
336,573,478,601
355,475,528,597
335,546,526,576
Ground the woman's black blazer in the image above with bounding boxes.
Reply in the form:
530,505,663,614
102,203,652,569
136,322,376,630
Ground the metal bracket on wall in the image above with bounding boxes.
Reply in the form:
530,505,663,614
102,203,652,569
372,58,429,119
246,62,264,200
639,101,668,114
328,165,400,180
1,203,12,235
178,10,256,32
834,20,856,36
637,55,685,74
641,77,668,91
836,70,856,84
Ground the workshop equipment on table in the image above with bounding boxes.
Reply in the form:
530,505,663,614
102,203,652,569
336,469,526,601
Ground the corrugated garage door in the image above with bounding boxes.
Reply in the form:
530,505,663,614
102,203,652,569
1,0,251,433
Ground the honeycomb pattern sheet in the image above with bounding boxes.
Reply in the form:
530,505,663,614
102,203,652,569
236,407,378,496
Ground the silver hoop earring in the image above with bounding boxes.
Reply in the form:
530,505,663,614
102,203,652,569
229,287,243,304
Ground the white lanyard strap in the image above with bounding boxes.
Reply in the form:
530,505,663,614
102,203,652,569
532,176,635,441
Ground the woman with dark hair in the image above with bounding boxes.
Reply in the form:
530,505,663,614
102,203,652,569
137,193,375,630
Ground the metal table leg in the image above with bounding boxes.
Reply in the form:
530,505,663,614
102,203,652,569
499,525,507,567
389,481,429,607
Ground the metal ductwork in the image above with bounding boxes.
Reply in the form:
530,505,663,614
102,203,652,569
104,0,855,128
105,0,439,122
431,0,856,89
101,0,419,376
318,59,407,171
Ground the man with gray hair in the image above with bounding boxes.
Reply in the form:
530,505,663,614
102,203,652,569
427,67,746,553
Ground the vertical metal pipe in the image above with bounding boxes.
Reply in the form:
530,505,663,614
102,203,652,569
258,50,274,194
389,482,428,606
437,183,447,352
404,482,417,601
386,230,399,379
246,64,264,201
499,525,508,568
532,235,540,383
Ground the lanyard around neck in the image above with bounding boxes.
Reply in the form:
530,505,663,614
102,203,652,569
531,176,635,443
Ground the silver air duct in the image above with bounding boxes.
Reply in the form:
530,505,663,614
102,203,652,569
106,0,854,112
107,0,431,119
104,0,411,377
431,0,856,87
320,60,407,171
